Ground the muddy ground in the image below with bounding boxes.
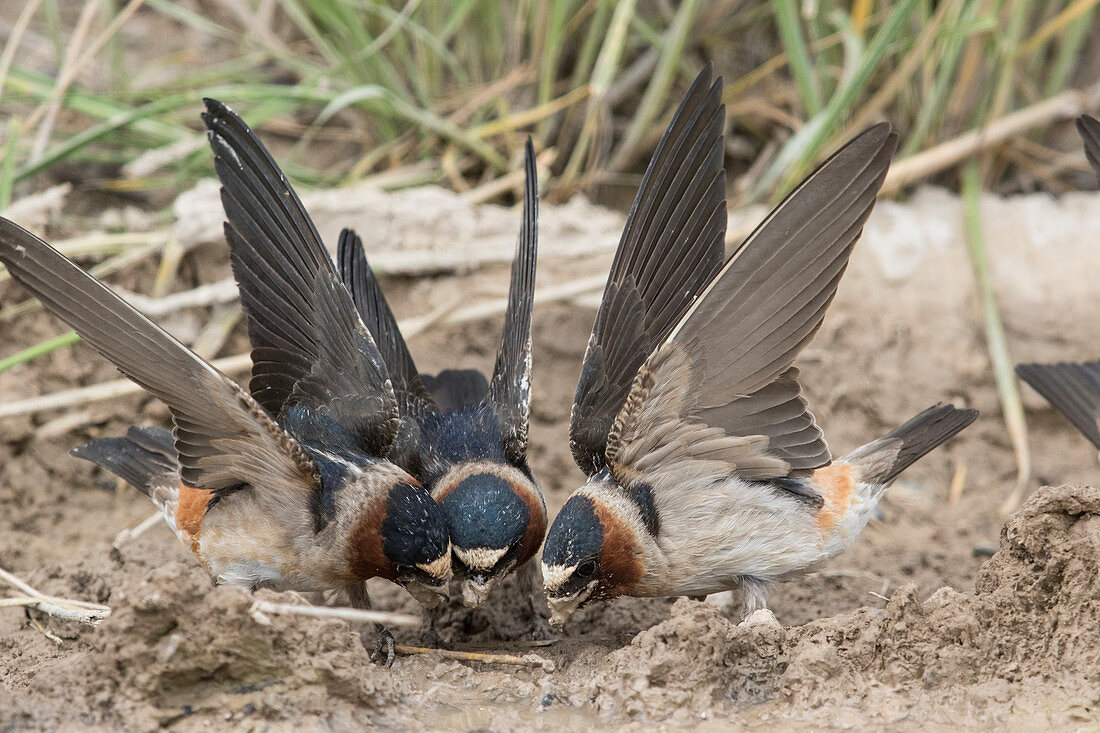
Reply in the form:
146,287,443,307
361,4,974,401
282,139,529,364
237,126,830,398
2,184,1100,730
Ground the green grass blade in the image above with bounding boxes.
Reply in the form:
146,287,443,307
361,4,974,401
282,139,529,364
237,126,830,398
0,331,81,374
753,0,922,200
772,0,824,115
610,0,704,171
961,161,1030,513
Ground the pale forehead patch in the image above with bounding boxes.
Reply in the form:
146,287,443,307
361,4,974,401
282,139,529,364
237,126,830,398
454,546,508,571
416,543,452,579
432,460,530,500
542,563,573,592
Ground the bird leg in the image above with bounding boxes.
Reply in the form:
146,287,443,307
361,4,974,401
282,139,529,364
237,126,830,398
423,602,449,649
735,576,771,620
518,560,553,640
346,581,394,666
704,577,772,622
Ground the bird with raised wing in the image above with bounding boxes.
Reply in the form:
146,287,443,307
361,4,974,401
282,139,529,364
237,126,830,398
0,191,452,665
541,69,977,628
335,142,545,616
1016,115,1100,455
201,97,545,616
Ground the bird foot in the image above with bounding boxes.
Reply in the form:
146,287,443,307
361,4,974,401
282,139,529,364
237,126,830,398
367,627,395,667
523,612,555,641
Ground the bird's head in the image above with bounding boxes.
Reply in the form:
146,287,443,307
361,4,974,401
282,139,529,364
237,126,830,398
541,487,642,628
349,471,452,609
433,462,545,608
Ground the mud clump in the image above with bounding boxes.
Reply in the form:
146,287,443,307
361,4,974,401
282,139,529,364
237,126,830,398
7,562,400,729
590,484,1100,724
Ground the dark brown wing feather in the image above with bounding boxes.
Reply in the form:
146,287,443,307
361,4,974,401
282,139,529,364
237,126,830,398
487,138,538,464
570,64,726,475
0,218,319,497
337,228,433,405
607,124,897,485
1017,361,1100,449
1076,115,1100,181
202,99,397,450
336,227,434,470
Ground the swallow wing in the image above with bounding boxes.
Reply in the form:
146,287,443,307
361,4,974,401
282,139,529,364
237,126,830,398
336,227,435,469
486,139,538,465
0,219,319,498
1077,115,1100,180
569,64,726,476
202,99,398,453
606,124,897,487
1017,361,1100,449
337,228,433,405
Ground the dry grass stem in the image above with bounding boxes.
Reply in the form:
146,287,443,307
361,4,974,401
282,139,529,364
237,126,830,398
394,645,555,671
112,512,164,551
249,599,422,628
882,84,1100,194
0,565,111,626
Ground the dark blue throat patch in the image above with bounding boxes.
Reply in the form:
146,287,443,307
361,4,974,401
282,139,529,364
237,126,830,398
542,494,603,568
382,482,450,567
439,474,528,550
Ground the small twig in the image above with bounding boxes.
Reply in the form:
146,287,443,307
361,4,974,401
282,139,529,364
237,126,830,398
0,565,111,626
117,278,241,317
112,511,163,551
394,645,555,672
248,599,421,628
0,0,44,99
948,461,968,507
450,639,558,651
34,409,94,440
460,149,557,205
190,305,242,360
27,614,63,646
882,83,1100,194
805,569,887,583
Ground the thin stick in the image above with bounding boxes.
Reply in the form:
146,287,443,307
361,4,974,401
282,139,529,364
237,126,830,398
948,461,968,507
394,645,555,671
249,599,421,628
28,614,63,646
460,149,556,205
27,0,99,163
0,565,111,626
26,0,150,144
882,84,1100,194
0,0,45,99
112,511,163,550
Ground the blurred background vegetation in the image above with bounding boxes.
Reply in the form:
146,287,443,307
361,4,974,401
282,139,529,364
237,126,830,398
2,0,1100,214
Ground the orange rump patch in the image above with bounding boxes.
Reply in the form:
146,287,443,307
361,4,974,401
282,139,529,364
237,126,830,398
175,483,211,554
813,464,857,535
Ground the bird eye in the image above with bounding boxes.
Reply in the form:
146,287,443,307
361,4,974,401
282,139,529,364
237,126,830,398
576,559,597,578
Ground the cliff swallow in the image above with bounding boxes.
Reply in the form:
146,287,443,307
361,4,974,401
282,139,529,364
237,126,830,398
541,67,977,627
202,98,545,613
0,173,453,664
1015,115,1100,453
335,141,546,615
